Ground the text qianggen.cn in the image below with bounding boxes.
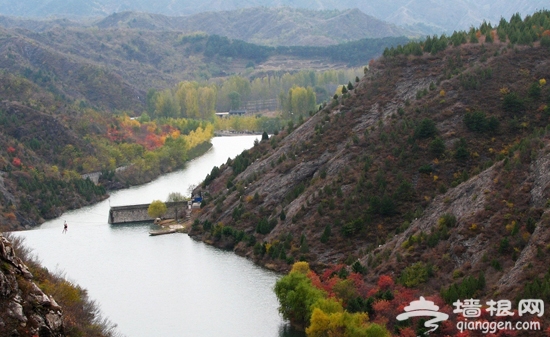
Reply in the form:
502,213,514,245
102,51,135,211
457,319,541,334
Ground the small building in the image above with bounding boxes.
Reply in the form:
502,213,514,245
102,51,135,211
188,193,203,209
229,109,247,116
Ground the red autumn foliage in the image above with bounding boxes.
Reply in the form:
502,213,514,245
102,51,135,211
398,327,416,337
106,118,179,150
12,157,21,167
456,331,471,337
7,146,15,154
440,320,457,335
304,268,458,335
307,270,323,289
393,288,416,313
373,299,393,316
323,276,341,296
378,274,394,290
347,272,369,297
320,264,347,281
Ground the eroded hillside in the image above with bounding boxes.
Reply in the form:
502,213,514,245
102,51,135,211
190,35,550,303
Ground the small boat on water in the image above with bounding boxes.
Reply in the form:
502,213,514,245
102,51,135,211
149,228,177,236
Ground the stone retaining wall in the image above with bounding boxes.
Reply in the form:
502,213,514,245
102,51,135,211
108,201,188,224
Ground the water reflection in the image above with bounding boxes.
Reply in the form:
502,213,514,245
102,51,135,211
279,325,306,337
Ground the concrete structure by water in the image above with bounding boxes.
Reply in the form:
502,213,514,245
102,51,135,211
108,201,188,224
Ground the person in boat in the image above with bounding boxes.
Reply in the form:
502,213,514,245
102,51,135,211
63,221,68,234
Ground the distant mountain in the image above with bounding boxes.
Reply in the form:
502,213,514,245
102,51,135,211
0,0,547,34
95,8,413,46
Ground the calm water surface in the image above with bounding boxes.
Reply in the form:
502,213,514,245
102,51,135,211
14,136,301,337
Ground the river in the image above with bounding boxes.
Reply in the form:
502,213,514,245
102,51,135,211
13,136,301,337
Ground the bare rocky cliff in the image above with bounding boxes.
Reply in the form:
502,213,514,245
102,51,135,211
0,235,64,336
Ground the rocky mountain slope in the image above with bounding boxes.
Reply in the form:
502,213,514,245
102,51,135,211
190,11,550,303
0,234,118,336
0,235,64,336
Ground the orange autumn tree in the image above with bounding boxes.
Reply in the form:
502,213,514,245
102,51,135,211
106,115,212,152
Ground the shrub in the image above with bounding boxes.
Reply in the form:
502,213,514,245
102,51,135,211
379,195,396,216
438,213,457,227
429,137,446,157
202,219,212,231
454,138,469,161
499,237,511,254
418,164,433,174
528,82,542,99
464,111,499,133
320,225,331,243
414,118,437,139
351,261,367,274
342,219,362,237
256,217,276,234
399,262,430,288
491,259,502,271
441,273,485,304
502,92,525,115
520,269,550,305
203,165,221,187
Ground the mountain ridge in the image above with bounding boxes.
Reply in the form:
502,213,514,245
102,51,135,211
0,1,547,34
1,8,414,47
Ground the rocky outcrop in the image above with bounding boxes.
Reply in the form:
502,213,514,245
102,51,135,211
0,235,64,337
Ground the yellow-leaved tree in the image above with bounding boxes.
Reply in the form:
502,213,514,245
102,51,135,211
148,200,167,218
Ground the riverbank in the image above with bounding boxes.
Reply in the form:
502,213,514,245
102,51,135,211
12,135,285,337
214,130,263,137
108,140,213,190
5,140,213,232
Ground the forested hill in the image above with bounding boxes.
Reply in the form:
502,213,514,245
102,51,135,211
0,24,406,111
189,10,550,325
